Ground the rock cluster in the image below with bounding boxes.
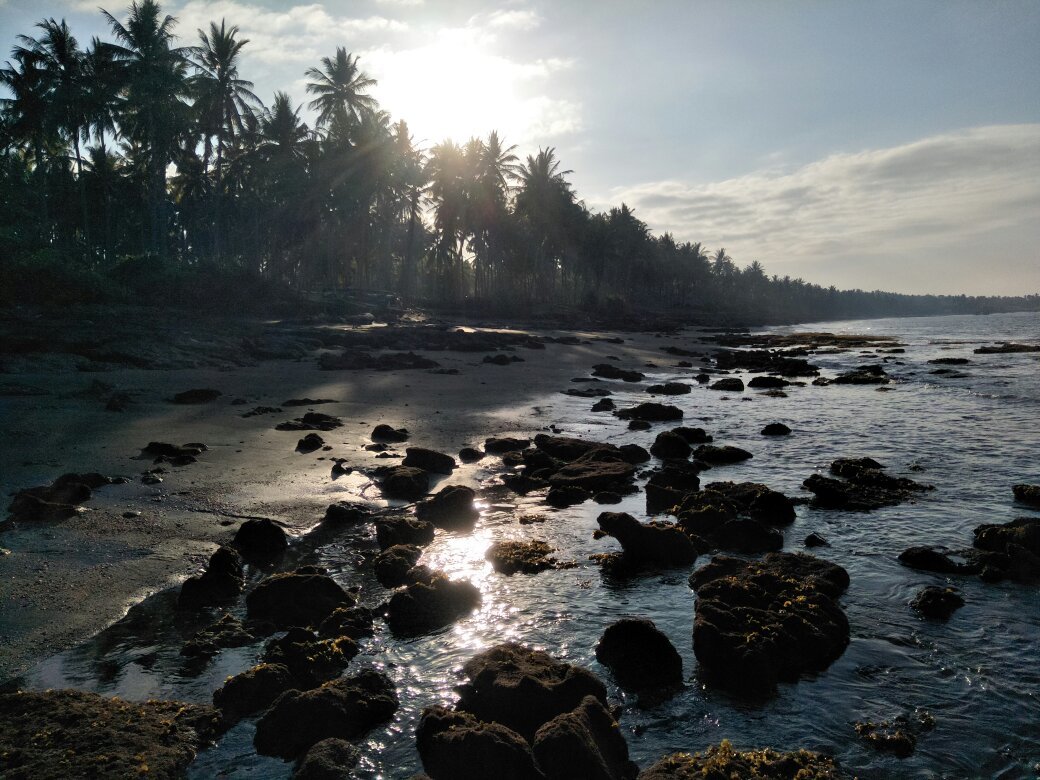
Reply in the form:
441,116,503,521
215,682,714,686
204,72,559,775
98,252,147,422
804,457,932,510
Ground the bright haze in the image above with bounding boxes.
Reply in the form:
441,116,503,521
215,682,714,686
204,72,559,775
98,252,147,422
5,0,1039,295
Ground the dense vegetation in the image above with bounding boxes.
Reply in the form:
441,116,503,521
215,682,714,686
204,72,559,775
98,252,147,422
2,1,1036,321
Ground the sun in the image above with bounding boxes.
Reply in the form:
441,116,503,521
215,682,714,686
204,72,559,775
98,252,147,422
367,29,541,147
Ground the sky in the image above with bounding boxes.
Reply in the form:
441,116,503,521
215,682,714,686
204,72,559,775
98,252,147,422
2,0,1038,296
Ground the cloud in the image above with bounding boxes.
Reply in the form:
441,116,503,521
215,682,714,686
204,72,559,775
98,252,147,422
374,0,423,5
598,125,1040,294
480,8,542,31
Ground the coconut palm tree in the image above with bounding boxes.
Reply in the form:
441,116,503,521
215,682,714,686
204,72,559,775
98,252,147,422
305,48,377,130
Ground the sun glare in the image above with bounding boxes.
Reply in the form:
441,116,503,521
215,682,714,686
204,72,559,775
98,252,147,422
368,30,541,146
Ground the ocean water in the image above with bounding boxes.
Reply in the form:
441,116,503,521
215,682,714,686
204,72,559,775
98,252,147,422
13,312,1040,779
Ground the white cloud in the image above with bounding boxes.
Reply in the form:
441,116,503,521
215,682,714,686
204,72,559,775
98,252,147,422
598,125,1040,294
480,8,542,31
374,0,423,5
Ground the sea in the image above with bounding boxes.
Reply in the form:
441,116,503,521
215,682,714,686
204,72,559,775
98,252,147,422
13,311,1040,779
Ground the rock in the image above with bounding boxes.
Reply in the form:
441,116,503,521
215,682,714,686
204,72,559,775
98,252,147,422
546,485,591,508
455,643,609,741
615,403,683,422
697,481,795,525
618,444,651,464
898,546,973,575
296,433,325,453
459,447,485,462
533,434,611,461
804,532,829,548
644,462,701,515
1012,484,1040,506
262,627,358,688
565,386,614,398
233,518,289,564
416,706,543,780
293,738,361,780
594,491,622,504
242,405,282,417
254,670,399,758
747,376,789,389
177,545,245,609
182,613,257,658
318,606,376,640
669,427,712,444
547,456,636,492
597,512,698,569
0,689,223,778
595,618,682,695
972,516,1040,582
592,364,644,382
628,420,651,431
283,398,338,407
833,364,890,384
172,388,222,403
381,466,431,501
928,357,970,365
485,437,532,454
804,459,932,510
693,445,752,465
375,515,436,549
415,484,480,530
484,353,522,365
974,342,1040,354
709,378,745,392
276,412,343,431
142,441,207,460
911,586,964,619
372,424,410,442
246,569,354,629
689,553,850,694
213,663,298,724
855,712,934,758
713,347,820,377
486,540,560,575
403,447,457,474
637,741,842,779
532,696,638,780
375,544,423,587
646,382,690,395
384,573,481,637
761,422,791,436
5,472,117,522
650,431,692,460
592,398,616,412
323,501,370,524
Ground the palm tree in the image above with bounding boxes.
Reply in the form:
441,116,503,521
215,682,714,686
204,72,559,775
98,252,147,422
0,51,51,169
469,131,518,296
190,19,259,258
82,38,122,155
515,147,575,298
426,139,469,299
305,48,377,130
102,0,192,255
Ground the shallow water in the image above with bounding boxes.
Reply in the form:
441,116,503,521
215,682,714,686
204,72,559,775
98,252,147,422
12,312,1040,778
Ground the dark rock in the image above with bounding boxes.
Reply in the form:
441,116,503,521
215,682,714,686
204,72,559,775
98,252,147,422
804,459,932,510
318,606,376,640
974,342,1040,354
669,427,712,444
262,627,358,688
242,405,283,417
761,422,791,436
276,412,343,431
546,485,591,508
293,738,361,780
254,670,399,758
178,546,245,609
645,461,702,514
594,491,622,504
637,743,842,779
381,466,431,501
650,431,691,460
833,364,890,384
213,663,298,724
323,501,370,524
459,447,485,462
592,398,616,412
693,444,752,465
182,613,257,658
616,403,683,422
233,518,289,564
172,388,222,404
487,540,560,575
592,364,644,382
689,552,850,695
804,532,829,548
372,424,410,442
455,643,609,742
747,376,789,389
709,378,745,392
927,357,970,365
972,516,1040,582
282,398,337,407
484,353,521,365
618,444,651,464
855,713,934,758
547,455,636,492
911,586,964,619
296,433,325,453
376,516,436,549
564,386,614,398
597,512,698,569
533,434,610,461
416,706,543,780
485,437,532,454
403,447,457,474
375,544,423,587
0,689,224,778
246,570,354,629
713,348,819,377
646,382,690,395
415,484,479,530
595,618,682,695
533,696,638,780
384,573,481,637
628,420,652,431
898,546,974,575
701,481,796,525
6,473,96,522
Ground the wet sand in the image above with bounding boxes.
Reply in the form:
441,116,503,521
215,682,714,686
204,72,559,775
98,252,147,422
0,321,705,680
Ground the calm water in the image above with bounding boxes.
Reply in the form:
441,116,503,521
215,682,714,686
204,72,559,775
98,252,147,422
13,312,1040,779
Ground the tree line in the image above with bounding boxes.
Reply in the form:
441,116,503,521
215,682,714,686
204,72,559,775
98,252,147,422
2,0,1036,321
